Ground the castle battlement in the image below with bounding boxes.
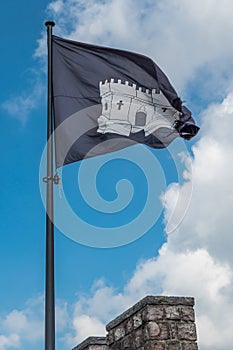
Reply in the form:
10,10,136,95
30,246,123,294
97,77,181,140
99,79,173,108
100,79,138,99
99,78,159,94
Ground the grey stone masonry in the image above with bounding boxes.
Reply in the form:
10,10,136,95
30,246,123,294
72,337,108,350
72,296,198,350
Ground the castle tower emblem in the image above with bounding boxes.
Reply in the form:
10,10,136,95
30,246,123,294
97,79,181,138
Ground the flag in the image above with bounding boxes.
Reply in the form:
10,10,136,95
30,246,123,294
52,35,199,167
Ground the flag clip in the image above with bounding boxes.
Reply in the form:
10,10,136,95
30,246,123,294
43,173,60,185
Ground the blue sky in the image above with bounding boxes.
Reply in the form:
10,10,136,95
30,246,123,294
1,1,233,350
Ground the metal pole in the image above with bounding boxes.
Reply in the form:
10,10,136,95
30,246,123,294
45,20,55,350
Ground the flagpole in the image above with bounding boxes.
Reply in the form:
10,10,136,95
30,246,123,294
45,20,55,350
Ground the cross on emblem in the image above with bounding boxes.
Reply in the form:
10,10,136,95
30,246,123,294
117,100,124,110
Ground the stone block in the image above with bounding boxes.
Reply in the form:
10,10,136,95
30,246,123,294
168,322,178,340
177,323,197,341
179,307,195,322
133,313,143,329
125,317,134,334
89,346,109,350
122,334,133,348
157,323,169,340
145,322,161,339
181,342,198,350
166,341,182,350
72,337,108,350
143,305,165,322
165,306,180,320
108,342,121,350
134,328,144,348
107,331,114,345
144,340,166,350
114,326,125,341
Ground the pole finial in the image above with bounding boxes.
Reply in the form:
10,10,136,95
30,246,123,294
45,21,55,27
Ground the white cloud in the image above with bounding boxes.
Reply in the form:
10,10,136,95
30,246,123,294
163,93,233,264
7,0,233,122
3,309,43,343
0,295,70,350
64,314,105,346
47,0,64,13
39,0,233,95
4,310,30,335
0,296,44,349
1,78,44,125
0,334,20,350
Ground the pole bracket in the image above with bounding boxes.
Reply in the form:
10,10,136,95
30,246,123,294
43,173,60,185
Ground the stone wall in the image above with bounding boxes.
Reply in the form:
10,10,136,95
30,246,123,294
73,296,198,350
73,337,108,350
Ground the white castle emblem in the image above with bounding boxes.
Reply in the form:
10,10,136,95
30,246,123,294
97,79,181,138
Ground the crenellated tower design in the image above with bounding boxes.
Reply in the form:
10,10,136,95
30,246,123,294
97,79,181,137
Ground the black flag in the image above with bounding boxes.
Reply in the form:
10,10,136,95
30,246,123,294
52,35,199,167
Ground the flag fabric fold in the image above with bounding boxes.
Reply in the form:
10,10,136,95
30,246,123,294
52,35,199,167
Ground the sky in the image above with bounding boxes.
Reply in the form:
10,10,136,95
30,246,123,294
1,1,233,350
